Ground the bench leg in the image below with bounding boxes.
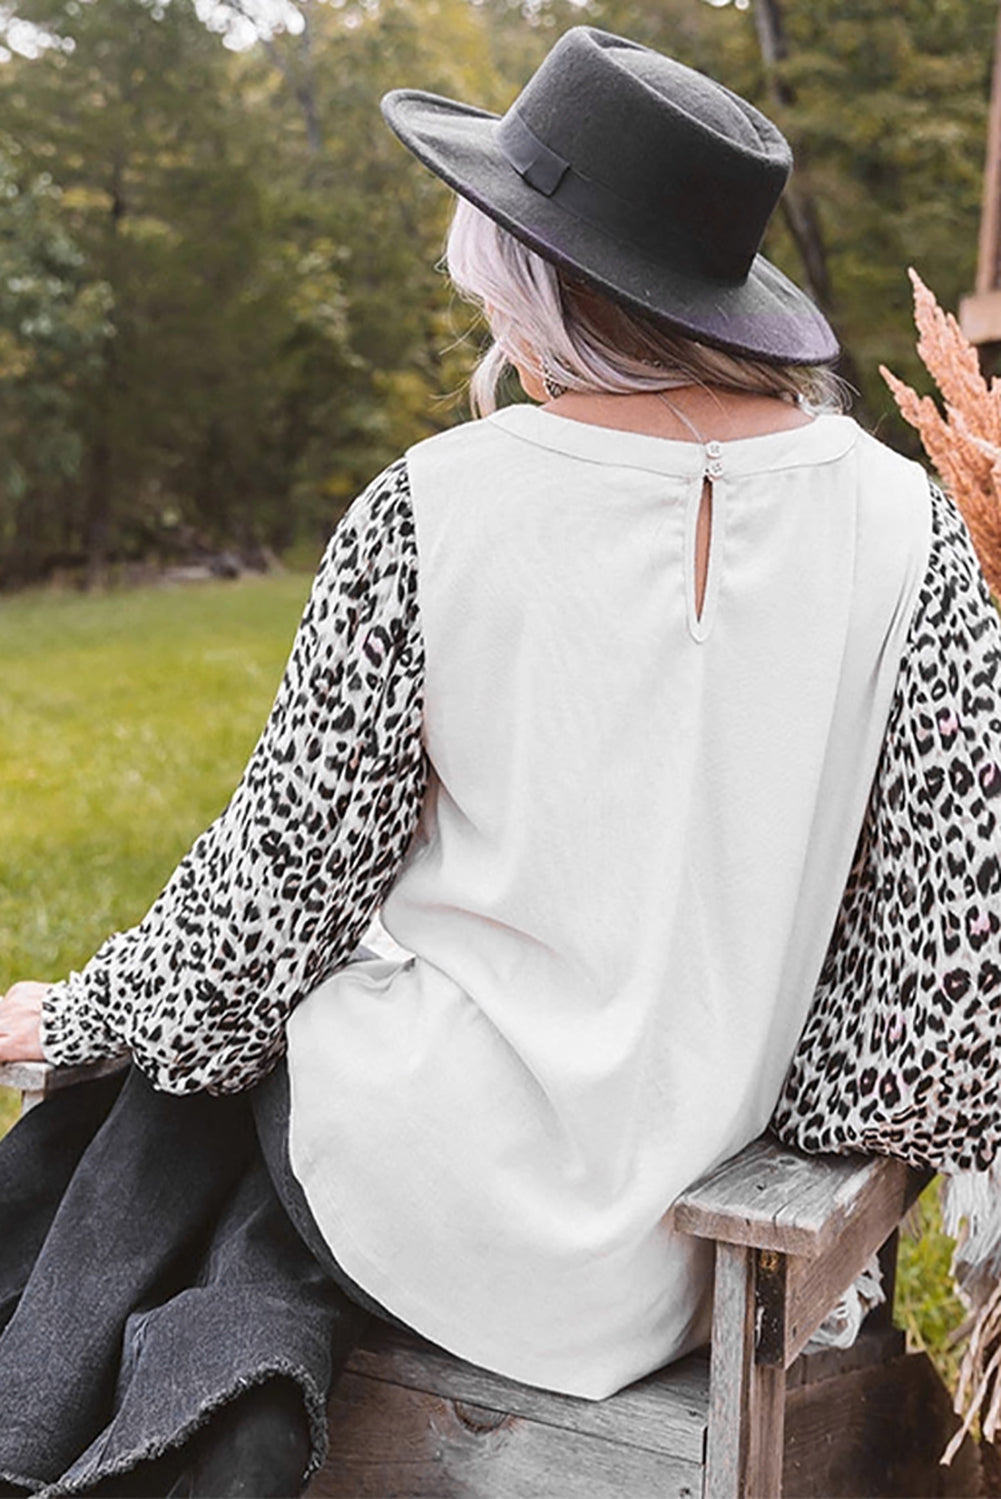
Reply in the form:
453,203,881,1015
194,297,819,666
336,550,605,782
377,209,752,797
705,1242,786,1499
746,1359,785,1498
19,1090,45,1118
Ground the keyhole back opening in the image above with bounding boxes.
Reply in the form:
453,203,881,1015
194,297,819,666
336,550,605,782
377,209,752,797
694,477,712,623
685,473,721,644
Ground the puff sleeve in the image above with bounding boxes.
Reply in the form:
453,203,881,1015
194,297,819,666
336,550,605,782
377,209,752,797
771,482,1001,1176
39,458,427,1094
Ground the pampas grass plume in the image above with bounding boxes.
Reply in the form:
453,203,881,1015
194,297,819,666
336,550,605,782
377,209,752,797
880,269,1001,597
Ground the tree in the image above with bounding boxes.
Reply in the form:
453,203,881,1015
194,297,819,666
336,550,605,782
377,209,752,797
0,138,112,582
581,0,995,437
226,0,513,520
1,0,992,583
0,0,358,579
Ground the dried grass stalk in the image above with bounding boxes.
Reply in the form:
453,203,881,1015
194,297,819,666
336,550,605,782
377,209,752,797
889,280,1001,1456
880,269,1001,596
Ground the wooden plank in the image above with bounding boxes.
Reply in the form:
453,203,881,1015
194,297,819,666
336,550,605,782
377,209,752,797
757,1170,925,1368
868,1229,899,1332
674,1133,928,1259
311,1372,705,1499
783,1350,981,1498
706,1244,784,1496
0,1061,56,1095
315,1338,980,1499
746,1362,785,1499
975,2,1001,294
705,1241,753,1499
960,288,1001,346
785,1324,904,1391
0,1057,128,1098
754,1248,787,1367
347,1324,708,1465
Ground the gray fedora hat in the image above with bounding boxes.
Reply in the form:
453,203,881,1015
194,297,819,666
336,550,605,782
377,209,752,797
382,27,838,366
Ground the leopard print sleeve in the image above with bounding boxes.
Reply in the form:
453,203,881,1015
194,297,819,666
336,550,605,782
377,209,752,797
771,480,1001,1175
39,459,427,1095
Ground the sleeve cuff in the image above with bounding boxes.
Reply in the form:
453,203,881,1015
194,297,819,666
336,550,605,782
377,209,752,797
40,975,129,1069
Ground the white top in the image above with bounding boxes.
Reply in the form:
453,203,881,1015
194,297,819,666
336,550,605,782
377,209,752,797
285,407,931,1398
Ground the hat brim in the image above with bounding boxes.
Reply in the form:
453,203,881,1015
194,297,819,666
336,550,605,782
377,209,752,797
382,89,839,367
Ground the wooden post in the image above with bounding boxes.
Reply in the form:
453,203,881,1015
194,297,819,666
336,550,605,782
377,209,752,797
745,1366,785,1499
961,0,1001,344
746,1248,787,1498
705,1242,753,1497
705,1242,787,1499
977,2,1001,298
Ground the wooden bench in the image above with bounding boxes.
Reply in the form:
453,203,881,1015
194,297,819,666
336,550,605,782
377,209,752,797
0,1063,982,1497
0,1057,131,1115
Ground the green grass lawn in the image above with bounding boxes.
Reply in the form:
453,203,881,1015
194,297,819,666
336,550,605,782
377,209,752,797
0,573,966,1385
0,571,313,1132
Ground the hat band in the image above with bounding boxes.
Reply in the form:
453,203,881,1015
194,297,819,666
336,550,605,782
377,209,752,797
496,110,753,285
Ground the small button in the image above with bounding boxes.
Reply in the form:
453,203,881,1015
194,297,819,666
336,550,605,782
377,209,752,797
706,440,723,457
707,459,724,477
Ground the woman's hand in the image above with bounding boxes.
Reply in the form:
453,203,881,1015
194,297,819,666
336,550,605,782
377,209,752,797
0,982,47,1062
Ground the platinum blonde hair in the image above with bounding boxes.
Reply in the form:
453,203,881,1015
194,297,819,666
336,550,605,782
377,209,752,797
445,196,845,417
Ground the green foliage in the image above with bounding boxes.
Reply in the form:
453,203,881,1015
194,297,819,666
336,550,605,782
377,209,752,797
897,1179,967,1388
0,140,113,566
0,0,507,581
769,0,994,428
1,0,993,573
586,0,994,440
1,0,301,578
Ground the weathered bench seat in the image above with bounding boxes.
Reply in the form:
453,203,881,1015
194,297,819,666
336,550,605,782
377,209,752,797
0,1062,982,1497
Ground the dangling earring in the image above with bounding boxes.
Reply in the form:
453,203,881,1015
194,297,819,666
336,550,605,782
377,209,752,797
541,358,567,401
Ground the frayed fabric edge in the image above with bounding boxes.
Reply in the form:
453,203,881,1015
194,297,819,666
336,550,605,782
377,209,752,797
0,1467,44,1494
940,1164,1001,1463
37,1359,330,1498
804,1253,885,1351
